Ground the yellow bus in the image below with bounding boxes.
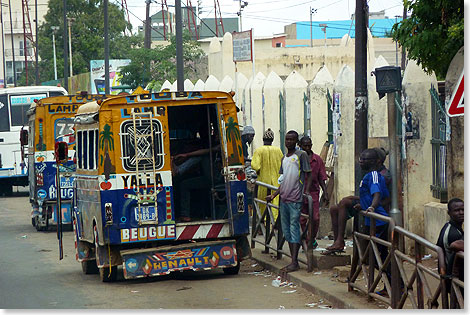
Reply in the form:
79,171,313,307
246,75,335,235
27,93,109,231
71,91,251,281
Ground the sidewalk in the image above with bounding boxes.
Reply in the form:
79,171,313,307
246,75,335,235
250,238,387,309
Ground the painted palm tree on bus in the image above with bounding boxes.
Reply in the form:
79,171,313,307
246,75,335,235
99,124,115,179
225,116,242,165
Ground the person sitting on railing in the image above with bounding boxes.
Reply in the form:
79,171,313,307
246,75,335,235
326,147,390,253
266,130,312,273
437,197,464,299
251,128,284,222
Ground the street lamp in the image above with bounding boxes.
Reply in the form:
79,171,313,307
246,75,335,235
310,7,317,47
51,26,59,81
237,1,248,31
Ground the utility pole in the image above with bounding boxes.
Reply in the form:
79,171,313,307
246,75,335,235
1,0,6,87
310,8,316,47
237,1,248,32
144,0,151,49
51,26,59,80
63,0,68,91
67,17,74,76
401,8,407,70
394,16,399,66
354,0,368,194
8,0,16,86
104,0,110,94
35,0,39,84
175,0,183,91
319,23,327,48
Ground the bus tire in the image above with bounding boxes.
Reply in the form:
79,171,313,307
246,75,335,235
81,260,99,274
35,216,45,231
223,262,240,275
99,266,117,282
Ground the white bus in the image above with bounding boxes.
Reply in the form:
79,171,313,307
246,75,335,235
0,86,67,195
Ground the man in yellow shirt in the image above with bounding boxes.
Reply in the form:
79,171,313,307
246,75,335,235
251,128,284,221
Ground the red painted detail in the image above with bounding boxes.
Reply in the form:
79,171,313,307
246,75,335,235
448,71,464,117
177,225,200,240
206,223,224,239
100,181,112,190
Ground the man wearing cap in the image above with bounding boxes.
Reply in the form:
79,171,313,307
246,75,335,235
251,128,284,221
241,125,255,163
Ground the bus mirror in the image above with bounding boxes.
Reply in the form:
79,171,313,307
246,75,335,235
55,141,68,163
20,129,28,146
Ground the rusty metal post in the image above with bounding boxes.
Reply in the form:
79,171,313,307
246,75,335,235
349,214,359,292
368,217,376,299
264,201,270,254
415,242,424,308
390,223,399,308
306,194,314,272
387,92,402,227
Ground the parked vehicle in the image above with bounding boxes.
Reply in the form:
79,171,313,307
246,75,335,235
70,91,251,281
26,93,108,231
0,86,67,196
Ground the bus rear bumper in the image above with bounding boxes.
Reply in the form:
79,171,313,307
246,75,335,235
121,240,237,279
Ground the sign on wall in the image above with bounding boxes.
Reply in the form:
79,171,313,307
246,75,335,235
90,59,131,94
446,69,464,117
232,30,253,62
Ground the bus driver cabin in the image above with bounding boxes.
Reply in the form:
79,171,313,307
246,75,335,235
72,91,251,281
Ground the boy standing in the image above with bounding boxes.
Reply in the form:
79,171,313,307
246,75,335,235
266,130,311,272
299,136,328,248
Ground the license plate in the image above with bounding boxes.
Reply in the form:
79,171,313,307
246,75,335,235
134,205,156,222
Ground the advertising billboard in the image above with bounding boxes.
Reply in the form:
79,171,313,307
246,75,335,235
90,59,131,94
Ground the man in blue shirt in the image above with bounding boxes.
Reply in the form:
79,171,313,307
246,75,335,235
357,148,392,296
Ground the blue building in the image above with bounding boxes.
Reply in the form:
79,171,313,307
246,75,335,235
286,13,401,40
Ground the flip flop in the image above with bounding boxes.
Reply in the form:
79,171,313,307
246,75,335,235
321,248,345,255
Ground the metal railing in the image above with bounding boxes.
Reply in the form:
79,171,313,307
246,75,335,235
349,210,462,309
449,251,464,309
250,180,315,272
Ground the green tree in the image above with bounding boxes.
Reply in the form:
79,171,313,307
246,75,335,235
119,32,205,90
18,0,143,85
392,0,464,78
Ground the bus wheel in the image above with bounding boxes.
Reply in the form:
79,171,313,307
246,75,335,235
81,260,99,274
35,217,45,231
0,184,12,196
223,262,240,275
99,266,117,282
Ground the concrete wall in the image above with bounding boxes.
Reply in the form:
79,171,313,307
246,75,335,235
423,202,448,251
445,47,464,200
199,32,401,84
402,60,440,240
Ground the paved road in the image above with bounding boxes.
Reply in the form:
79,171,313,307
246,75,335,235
0,192,330,309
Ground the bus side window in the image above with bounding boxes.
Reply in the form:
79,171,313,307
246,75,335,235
88,130,94,170
83,131,88,169
77,131,82,169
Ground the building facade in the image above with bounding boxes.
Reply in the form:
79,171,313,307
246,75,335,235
0,0,48,87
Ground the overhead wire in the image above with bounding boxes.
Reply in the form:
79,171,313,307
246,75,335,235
150,0,219,37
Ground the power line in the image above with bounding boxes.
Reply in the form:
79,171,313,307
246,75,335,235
233,13,391,35
112,0,166,38
150,0,219,37
246,0,315,14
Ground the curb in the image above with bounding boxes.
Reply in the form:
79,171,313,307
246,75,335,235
250,246,380,309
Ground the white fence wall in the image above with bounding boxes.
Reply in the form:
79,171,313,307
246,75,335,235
158,56,438,244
